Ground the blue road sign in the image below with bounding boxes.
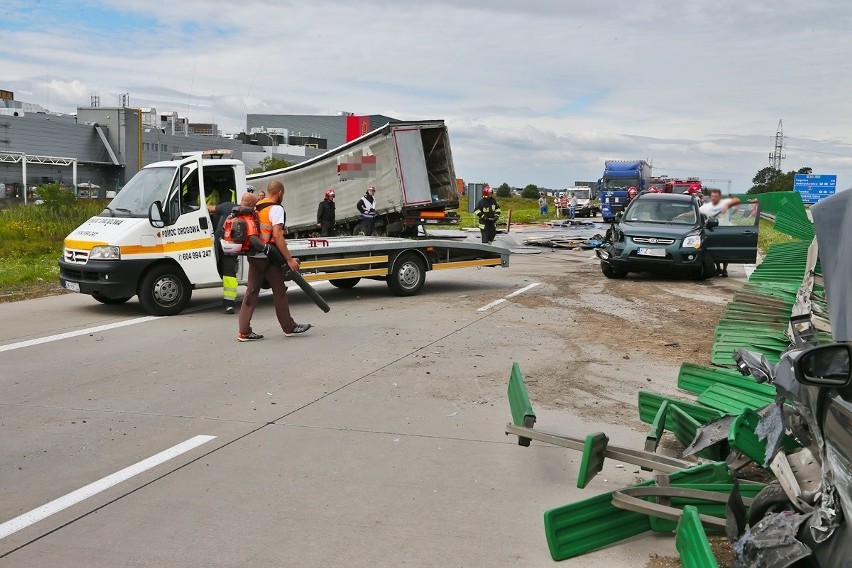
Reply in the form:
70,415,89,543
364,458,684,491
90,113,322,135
794,174,837,204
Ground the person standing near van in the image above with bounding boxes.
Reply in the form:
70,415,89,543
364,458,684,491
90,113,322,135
209,190,258,314
568,192,578,220
317,188,336,237
538,194,548,216
238,180,312,341
357,185,377,235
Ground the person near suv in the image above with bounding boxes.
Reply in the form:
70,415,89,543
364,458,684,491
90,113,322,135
699,189,741,277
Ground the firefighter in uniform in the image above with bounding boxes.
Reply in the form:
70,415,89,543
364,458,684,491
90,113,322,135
208,189,257,314
475,185,501,244
316,188,336,237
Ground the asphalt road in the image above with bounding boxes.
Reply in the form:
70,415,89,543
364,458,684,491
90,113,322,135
0,246,688,567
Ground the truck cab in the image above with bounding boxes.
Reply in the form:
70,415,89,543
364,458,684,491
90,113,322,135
59,153,249,315
599,160,653,222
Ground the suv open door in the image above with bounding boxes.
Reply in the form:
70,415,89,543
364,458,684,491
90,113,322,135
704,202,760,263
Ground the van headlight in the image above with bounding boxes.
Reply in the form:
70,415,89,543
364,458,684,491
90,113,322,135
682,234,702,249
89,245,121,260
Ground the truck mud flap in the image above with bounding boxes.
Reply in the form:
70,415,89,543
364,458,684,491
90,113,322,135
676,505,720,568
638,391,725,430
677,363,758,396
544,463,734,561
696,383,775,415
506,362,536,446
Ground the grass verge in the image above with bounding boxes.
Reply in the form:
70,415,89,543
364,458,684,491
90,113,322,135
0,201,107,302
758,218,795,254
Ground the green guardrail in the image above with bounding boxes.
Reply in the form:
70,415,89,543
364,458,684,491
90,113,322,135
676,506,720,568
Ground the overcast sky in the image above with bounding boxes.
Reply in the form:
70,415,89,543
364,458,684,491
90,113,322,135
3,0,852,190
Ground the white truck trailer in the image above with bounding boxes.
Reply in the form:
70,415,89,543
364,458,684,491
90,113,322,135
58,153,508,316
248,120,460,236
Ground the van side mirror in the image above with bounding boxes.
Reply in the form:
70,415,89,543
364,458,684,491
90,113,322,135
615,212,623,222
794,343,852,388
706,217,719,229
149,200,166,228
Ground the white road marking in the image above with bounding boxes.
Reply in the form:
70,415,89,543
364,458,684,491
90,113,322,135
0,316,161,354
476,282,541,312
505,282,541,298
0,435,216,540
476,298,507,312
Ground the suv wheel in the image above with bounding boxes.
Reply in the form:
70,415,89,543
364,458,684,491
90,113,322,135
601,261,627,279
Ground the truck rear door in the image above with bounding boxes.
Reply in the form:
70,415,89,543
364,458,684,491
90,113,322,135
393,128,432,205
704,202,760,263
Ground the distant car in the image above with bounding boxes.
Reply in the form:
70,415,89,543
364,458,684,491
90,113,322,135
596,192,759,279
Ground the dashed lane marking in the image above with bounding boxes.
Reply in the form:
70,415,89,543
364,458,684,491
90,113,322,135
476,282,541,312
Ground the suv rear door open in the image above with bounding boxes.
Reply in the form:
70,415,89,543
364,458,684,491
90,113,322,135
704,202,760,263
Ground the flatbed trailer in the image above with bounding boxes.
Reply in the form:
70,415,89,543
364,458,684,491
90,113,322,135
289,236,510,296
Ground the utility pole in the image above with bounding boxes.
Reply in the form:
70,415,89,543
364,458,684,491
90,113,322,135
769,119,786,170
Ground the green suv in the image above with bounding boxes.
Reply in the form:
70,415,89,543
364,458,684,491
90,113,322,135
596,192,759,279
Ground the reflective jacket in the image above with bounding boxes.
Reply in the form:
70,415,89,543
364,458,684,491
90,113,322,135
255,198,279,244
474,197,501,229
357,194,377,218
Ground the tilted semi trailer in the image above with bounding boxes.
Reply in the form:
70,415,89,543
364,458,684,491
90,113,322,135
58,152,508,316
248,120,460,237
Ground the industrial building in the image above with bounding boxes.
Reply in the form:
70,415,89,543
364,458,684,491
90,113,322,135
1,88,401,204
0,91,250,203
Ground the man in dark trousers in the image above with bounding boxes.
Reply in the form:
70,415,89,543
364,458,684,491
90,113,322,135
208,189,258,314
475,184,501,244
237,180,312,342
316,188,336,237
356,184,377,235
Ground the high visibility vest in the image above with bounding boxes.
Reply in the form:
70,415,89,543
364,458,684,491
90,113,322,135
255,198,277,244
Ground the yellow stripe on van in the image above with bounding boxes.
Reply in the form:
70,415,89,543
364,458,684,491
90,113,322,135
120,238,212,255
64,239,108,250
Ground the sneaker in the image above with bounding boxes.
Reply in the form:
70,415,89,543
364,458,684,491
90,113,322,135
237,332,264,342
225,306,235,314
284,323,312,337
721,269,729,277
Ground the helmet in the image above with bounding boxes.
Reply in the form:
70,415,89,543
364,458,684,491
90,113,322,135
324,188,335,199
482,185,493,197
627,186,638,197
367,184,376,192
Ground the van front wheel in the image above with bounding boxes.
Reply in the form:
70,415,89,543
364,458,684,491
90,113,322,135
138,265,192,316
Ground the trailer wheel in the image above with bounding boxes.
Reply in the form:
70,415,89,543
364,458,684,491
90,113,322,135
388,253,426,296
92,293,132,305
138,264,192,316
330,278,360,289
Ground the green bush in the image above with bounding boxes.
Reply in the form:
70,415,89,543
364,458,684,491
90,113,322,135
521,185,540,199
36,182,77,214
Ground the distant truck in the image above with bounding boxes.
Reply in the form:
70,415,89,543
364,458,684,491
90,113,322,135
248,120,460,237
598,160,653,222
665,177,703,196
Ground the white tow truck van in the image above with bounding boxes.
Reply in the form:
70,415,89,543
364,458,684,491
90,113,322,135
59,152,509,316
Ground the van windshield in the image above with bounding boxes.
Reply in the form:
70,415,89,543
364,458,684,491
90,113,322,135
570,189,590,200
105,166,177,217
625,200,697,225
